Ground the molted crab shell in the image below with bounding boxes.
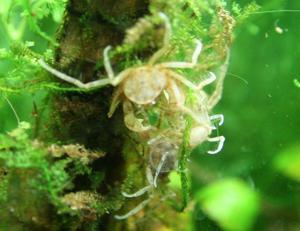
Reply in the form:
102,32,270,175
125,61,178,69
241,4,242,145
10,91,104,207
148,137,179,173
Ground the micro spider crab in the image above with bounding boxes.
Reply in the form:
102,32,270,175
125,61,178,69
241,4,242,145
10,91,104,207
39,13,218,135
39,12,226,219
114,115,225,220
114,136,179,220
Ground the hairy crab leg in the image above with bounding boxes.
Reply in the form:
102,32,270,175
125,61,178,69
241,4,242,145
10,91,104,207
159,39,203,69
169,71,215,91
207,50,230,110
146,166,154,186
40,44,130,89
103,46,133,86
114,198,151,220
39,59,111,89
122,167,154,198
107,87,123,117
153,153,168,188
210,114,224,129
148,12,172,65
207,136,225,154
159,12,171,46
103,45,114,79
122,185,152,198
197,72,216,89
117,167,154,219
167,79,210,127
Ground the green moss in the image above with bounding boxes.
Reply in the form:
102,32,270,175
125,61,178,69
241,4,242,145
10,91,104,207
0,169,8,203
0,122,111,228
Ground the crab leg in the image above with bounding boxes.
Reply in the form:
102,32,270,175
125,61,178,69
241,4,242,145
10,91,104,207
159,12,172,46
167,80,209,126
170,71,215,91
122,185,152,198
210,114,224,129
103,45,114,79
39,59,111,89
107,87,123,117
197,72,216,89
153,153,168,188
116,169,153,219
207,136,225,154
103,46,135,87
148,12,172,64
208,50,230,110
159,39,203,69
114,198,151,220
121,168,154,198
40,44,129,89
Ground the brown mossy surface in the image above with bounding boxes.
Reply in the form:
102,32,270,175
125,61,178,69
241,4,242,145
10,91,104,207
44,1,235,230
48,1,151,230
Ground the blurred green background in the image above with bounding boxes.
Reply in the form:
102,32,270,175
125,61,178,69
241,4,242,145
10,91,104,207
0,0,299,230
192,0,300,230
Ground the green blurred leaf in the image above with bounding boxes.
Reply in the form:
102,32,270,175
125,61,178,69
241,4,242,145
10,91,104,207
168,171,182,189
294,79,300,88
273,145,300,181
195,178,260,231
0,0,12,15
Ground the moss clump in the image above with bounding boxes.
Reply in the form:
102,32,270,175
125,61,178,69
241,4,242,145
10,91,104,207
0,122,113,229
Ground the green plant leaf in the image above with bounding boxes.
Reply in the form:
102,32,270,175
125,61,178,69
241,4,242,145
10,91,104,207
195,178,260,231
294,79,300,88
273,145,300,181
168,171,182,189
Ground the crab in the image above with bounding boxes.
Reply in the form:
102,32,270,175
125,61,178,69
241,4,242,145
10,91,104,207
114,137,178,220
189,90,225,154
39,12,227,219
39,13,218,136
114,113,225,220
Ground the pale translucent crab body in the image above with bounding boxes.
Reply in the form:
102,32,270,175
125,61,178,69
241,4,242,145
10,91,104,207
107,65,182,133
118,67,168,105
108,63,207,133
189,91,225,153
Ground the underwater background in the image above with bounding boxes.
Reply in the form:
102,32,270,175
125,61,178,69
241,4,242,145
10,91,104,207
193,0,300,230
0,0,299,230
